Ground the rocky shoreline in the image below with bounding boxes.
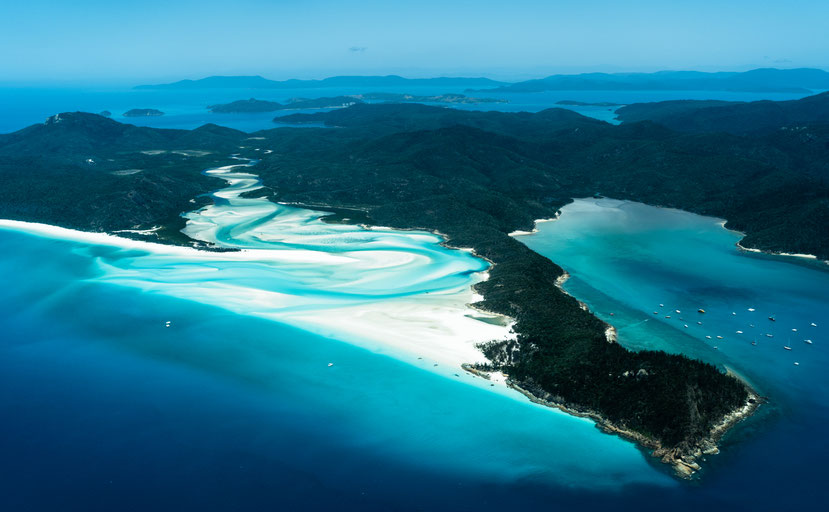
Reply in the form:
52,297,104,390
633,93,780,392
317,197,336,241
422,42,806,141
504,377,762,479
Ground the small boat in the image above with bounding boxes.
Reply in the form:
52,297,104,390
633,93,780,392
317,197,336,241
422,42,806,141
805,339,813,344
684,324,689,328
653,311,658,315
766,334,774,338
327,363,334,367
732,312,736,316
665,315,671,319
794,362,800,366
697,321,702,325
698,309,706,314
706,335,712,339
769,316,776,322
792,328,798,332
784,346,792,351
752,340,757,346
716,336,724,339
659,304,664,307
811,322,818,327
736,330,743,334
676,310,681,314
748,308,756,312
750,324,755,328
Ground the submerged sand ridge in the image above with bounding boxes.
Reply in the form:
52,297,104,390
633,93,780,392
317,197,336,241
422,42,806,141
1,159,513,374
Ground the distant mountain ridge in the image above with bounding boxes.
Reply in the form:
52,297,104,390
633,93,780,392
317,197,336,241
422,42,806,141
473,68,829,93
137,68,829,95
135,75,508,90
616,91,829,134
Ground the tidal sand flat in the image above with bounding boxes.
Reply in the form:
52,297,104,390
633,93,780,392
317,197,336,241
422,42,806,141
1,160,512,374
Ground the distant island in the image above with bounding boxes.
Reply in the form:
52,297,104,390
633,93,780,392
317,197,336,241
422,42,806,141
555,100,622,107
136,75,507,90
209,97,361,113
471,67,829,93
123,108,164,117
209,93,507,114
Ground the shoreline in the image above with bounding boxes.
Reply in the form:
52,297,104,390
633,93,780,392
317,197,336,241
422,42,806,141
735,239,828,265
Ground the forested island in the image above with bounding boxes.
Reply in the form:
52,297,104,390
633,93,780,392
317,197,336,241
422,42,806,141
208,93,506,114
123,108,164,117
209,97,361,113
2,93,828,477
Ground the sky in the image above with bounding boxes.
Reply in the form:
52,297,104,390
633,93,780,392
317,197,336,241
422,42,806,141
1,0,828,85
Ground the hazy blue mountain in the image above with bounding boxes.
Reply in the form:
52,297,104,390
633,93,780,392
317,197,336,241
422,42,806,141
475,68,829,93
136,75,508,90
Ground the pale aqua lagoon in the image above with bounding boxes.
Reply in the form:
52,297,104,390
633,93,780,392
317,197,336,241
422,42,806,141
518,198,829,509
